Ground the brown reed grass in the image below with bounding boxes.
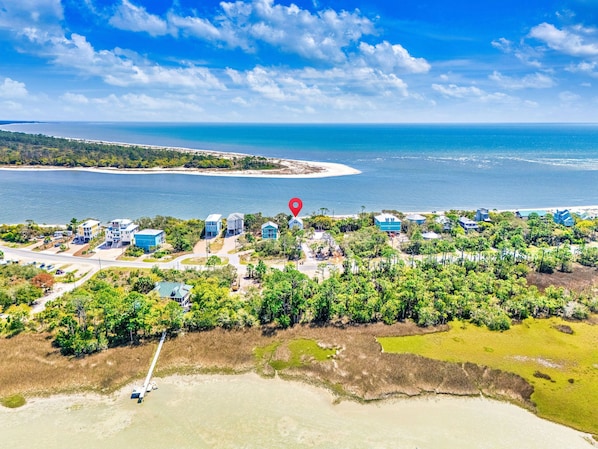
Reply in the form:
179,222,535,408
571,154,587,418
0,322,533,411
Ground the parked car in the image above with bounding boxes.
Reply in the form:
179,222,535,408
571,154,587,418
55,269,64,275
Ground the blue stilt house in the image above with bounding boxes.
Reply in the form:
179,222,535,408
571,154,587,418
374,213,402,233
261,221,279,239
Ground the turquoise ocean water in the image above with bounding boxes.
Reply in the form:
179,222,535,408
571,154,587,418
1,122,598,223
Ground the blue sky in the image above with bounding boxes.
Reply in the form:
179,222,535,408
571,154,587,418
1,0,598,122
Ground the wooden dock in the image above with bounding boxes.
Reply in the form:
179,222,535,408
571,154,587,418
137,331,166,403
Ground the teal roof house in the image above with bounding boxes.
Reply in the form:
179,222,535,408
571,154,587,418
205,214,222,237
374,213,401,232
516,209,547,219
261,221,279,239
134,229,165,252
554,209,574,227
154,281,192,310
405,214,426,226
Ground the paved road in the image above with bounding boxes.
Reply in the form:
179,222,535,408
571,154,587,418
1,232,338,313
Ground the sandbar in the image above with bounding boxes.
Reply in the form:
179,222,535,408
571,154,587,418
0,137,361,178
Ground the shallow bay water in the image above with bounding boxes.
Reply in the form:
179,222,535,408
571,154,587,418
1,374,592,449
2,122,598,223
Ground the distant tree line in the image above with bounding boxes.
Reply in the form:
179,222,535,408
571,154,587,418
0,130,281,171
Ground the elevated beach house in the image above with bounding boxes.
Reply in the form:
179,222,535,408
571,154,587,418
435,215,452,231
105,218,138,247
77,219,101,243
458,216,479,232
227,212,244,235
554,209,575,227
516,209,548,220
134,229,165,252
288,217,304,231
475,208,491,222
261,221,279,240
154,281,192,310
374,213,402,233
205,214,222,238
405,214,426,226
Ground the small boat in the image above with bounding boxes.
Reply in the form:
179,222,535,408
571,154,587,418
130,386,144,399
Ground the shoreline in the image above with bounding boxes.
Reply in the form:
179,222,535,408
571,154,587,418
0,160,360,179
0,132,361,178
2,372,594,448
2,322,596,439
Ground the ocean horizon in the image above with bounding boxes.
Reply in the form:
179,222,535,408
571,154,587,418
1,122,598,224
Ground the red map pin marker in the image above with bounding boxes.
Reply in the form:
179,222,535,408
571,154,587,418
288,197,303,217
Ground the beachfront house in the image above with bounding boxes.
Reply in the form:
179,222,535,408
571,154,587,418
105,218,139,247
458,217,479,232
134,229,165,252
288,217,304,231
435,215,452,232
422,231,441,240
554,209,575,227
227,213,244,235
261,221,279,240
516,209,548,220
475,208,491,222
405,214,426,226
77,219,101,243
205,214,222,238
154,281,192,310
374,213,402,233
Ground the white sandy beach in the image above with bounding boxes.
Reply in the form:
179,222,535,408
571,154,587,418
0,160,360,178
0,136,361,178
1,373,594,449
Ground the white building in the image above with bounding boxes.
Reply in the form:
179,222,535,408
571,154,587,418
227,212,244,235
105,219,139,247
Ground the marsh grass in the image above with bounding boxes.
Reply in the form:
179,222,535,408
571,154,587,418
378,317,598,434
0,323,547,432
1,393,26,408
255,339,336,371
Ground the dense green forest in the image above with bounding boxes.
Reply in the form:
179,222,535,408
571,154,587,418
0,130,281,170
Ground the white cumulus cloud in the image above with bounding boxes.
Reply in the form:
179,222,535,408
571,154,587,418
358,41,430,74
61,92,89,104
529,23,598,57
109,0,168,37
432,83,515,103
169,0,375,63
489,71,555,89
0,77,28,98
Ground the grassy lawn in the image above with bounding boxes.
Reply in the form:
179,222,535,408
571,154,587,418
378,317,598,435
